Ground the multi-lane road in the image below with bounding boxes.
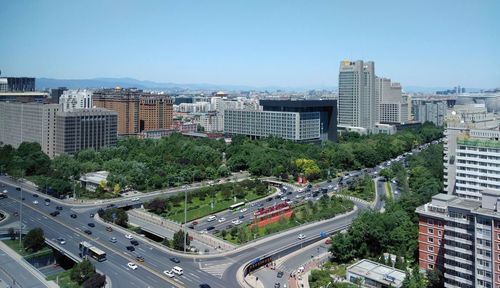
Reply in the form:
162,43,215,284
0,140,436,287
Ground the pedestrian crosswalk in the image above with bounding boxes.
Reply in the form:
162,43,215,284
198,260,233,278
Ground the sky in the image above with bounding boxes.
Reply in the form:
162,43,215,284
0,0,499,89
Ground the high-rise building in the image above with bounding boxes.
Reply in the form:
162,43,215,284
59,89,93,112
49,87,68,104
259,99,337,142
93,88,173,136
55,109,117,155
376,77,409,124
0,77,35,92
412,99,447,126
224,110,320,142
338,60,377,131
443,104,499,200
0,102,59,157
416,190,500,288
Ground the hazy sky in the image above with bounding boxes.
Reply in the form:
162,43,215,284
1,0,499,89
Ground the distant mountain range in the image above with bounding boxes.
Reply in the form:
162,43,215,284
36,77,483,93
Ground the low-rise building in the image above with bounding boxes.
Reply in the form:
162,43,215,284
347,259,406,288
80,171,109,192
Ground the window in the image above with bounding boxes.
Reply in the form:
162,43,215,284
428,228,434,234
428,263,434,269
428,237,434,243
428,255,434,261
428,218,434,225
438,230,442,236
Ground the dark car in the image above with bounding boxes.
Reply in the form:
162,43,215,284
135,255,144,262
88,223,95,228
84,229,92,235
56,206,63,211
50,211,59,217
274,283,280,288
277,271,284,278
106,204,116,208
287,191,293,195
130,240,139,246
206,226,215,231
326,179,332,183
188,225,195,229
266,197,273,202
199,285,211,288
126,246,135,251
238,215,244,219
32,194,38,198
70,214,77,218
169,257,180,263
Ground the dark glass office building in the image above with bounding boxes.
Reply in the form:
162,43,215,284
259,99,337,142
0,77,35,92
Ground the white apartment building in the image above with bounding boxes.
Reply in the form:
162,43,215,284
59,89,92,112
443,104,500,199
224,110,320,141
376,77,409,124
338,60,377,131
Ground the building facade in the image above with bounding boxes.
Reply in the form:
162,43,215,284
412,99,447,126
60,89,93,112
259,99,337,141
0,77,35,92
224,110,320,142
0,102,59,157
338,60,377,131
443,104,499,199
416,190,500,288
55,109,117,155
93,88,173,135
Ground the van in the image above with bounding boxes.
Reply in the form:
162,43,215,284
172,266,183,275
207,215,217,222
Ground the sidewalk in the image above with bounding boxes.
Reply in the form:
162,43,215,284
0,241,58,288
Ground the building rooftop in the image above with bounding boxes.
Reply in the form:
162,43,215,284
347,259,406,287
80,171,109,185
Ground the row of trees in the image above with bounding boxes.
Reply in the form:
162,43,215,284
70,259,106,288
0,123,442,197
328,143,445,287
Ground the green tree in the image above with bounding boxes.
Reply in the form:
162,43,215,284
23,228,45,252
70,259,96,284
309,269,332,288
173,230,190,251
426,269,444,288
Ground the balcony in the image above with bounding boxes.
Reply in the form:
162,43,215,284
444,234,472,245
444,253,473,265
444,263,473,275
444,273,473,286
444,244,473,255
444,225,471,235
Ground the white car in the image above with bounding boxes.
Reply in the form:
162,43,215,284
277,191,284,196
163,270,175,278
131,197,140,202
57,237,66,245
328,185,333,189
240,208,247,213
127,262,138,270
298,234,306,240
231,219,242,225
33,200,38,205
125,234,133,239
2,189,7,193
218,217,226,223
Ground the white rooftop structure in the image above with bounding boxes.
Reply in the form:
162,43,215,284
347,259,406,288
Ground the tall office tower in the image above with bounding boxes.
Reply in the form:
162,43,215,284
49,87,68,104
59,89,93,112
443,104,499,200
139,96,173,131
416,190,500,288
0,102,59,157
338,60,376,131
55,109,117,155
0,77,35,92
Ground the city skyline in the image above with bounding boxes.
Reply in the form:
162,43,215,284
0,0,499,89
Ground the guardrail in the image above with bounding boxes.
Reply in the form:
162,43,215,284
240,223,350,287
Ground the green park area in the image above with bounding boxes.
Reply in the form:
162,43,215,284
144,179,272,223
339,175,375,202
215,195,354,244
47,270,80,288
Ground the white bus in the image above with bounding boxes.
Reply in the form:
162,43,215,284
229,202,245,211
79,241,106,262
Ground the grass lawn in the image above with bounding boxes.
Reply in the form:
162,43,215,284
339,176,375,202
2,240,52,258
46,269,80,288
385,182,393,200
167,191,269,223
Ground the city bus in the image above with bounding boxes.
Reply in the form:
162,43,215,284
79,241,107,262
229,202,245,211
